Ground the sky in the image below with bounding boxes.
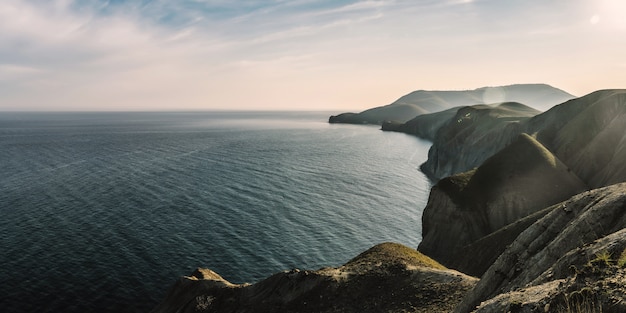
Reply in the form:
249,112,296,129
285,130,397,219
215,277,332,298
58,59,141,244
0,0,625,111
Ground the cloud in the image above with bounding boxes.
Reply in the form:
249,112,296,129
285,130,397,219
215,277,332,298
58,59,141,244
0,64,42,82
0,0,624,110
0,0,489,110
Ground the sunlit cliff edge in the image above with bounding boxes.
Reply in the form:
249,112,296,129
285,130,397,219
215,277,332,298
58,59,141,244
153,89,626,313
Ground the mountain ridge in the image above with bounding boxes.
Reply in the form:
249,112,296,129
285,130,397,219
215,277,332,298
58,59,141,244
329,84,574,125
420,89,626,183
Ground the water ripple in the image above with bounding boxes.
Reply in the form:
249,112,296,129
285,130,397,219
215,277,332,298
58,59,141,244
0,112,432,312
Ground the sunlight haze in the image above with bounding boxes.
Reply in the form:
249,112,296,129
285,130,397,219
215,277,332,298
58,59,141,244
1,0,624,111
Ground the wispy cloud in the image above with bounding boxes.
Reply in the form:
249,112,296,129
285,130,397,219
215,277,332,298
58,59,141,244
0,0,623,110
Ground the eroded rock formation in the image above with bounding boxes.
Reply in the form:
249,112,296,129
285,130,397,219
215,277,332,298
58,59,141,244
455,183,626,313
151,243,477,313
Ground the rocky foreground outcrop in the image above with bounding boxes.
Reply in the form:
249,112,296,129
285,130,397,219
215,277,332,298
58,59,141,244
154,183,626,313
456,183,626,313
151,243,477,313
329,84,573,125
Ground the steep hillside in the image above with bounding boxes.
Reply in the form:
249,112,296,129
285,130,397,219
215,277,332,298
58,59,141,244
418,134,587,272
422,89,626,183
329,84,573,125
455,183,626,313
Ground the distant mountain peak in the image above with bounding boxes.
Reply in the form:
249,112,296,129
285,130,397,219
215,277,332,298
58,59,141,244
330,84,575,125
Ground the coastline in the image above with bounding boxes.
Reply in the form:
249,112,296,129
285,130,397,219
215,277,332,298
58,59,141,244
153,88,626,312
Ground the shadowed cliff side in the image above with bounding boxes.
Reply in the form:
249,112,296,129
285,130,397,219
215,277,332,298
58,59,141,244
454,183,626,313
381,106,461,141
417,133,587,275
329,84,573,125
530,89,626,188
151,243,477,313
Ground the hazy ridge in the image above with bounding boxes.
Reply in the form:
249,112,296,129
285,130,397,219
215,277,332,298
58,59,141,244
329,84,574,125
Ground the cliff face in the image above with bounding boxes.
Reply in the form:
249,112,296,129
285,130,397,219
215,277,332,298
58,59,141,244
151,243,477,313
419,102,540,180
418,134,587,273
414,89,626,310
455,183,626,313
421,89,626,183
415,90,626,278
329,84,573,125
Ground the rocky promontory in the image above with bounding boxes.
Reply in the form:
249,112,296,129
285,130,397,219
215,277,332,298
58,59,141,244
151,243,477,313
456,182,626,313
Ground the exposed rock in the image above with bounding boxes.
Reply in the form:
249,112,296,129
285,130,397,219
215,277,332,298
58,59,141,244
151,243,477,313
448,206,552,277
418,133,587,274
454,183,626,313
419,103,541,180
329,84,573,125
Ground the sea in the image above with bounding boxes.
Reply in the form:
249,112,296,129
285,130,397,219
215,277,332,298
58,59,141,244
0,111,433,312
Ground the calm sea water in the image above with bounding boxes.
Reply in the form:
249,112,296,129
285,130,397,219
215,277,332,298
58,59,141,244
0,111,432,312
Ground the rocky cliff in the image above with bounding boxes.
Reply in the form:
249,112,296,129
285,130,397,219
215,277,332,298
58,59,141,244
151,243,477,313
416,91,626,275
455,182,626,313
418,133,587,274
419,102,540,180
329,84,573,125
421,89,626,182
